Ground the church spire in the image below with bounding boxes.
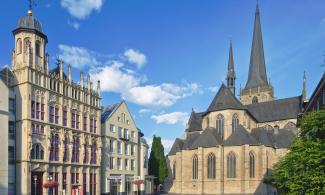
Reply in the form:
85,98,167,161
226,40,236,94
244,3,269,89
302,71,307,101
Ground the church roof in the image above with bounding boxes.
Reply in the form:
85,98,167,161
168,138,184,155
224,125,259,146
49,66,68,80
206,84,246,113
244,4,269,89
250,127,275,147
189,128,222,149
182,132,201,150
185,110,204,132
17,14,43,33
247,96,302,122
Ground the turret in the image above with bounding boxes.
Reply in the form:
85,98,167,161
226,40,236,95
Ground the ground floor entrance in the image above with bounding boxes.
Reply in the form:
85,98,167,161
110,177,121,195
31,171,43,195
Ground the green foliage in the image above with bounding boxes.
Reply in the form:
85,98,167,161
266,110,325,194
148,135,168,185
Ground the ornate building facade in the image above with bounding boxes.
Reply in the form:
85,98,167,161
11,9,101,195
165,5,303,195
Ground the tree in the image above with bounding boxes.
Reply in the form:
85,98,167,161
266,110,325,194
148,135,168,186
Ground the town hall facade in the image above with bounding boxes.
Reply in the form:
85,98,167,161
165,5,303,195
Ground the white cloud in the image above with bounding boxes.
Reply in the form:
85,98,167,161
58,44,100,69
61,0,104,19
68,20,80,30
151,112,189,126
124,49,147,69
138,109,152,114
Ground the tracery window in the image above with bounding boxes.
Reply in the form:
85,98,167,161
216,114,224,139
63,136,69,162
84,138,89,164
31,144,44,160
71,136,80,163
232,114,239,133
192,155,198,179
16,38,22,54
31,95,44,120
207,153,216,179
49,133,59,161
173,162,176,179
249,152,255,178
63,109,67,126
227,152,236,178
49,105,59,124
90,141,97,164
71,111,80,129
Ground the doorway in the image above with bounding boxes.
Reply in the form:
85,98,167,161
31,172,43,195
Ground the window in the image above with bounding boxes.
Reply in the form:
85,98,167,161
131,159,135,171
83,173,87,194
117,141,121,154
124,129,128,139
83,114,87,131
90,141,97,164
63,110,67,126
131,131,135,138
8,121,15,139
32,123,44,134
24,38,31,53
192,155,198,179
94,119,97,133
63,136,69,162
9,98,15,114
173,162,176,179
252,96,258,104
117,158,122,170
8,146,15,164
227,152,236,178
216,114,224,139
118,127,122,138
71,136,80,163
62,173,67,190
55,107,59,124
109,140,114,153
90,117,94,132
232,114,239,133
49,105,59,124
110,124,115,132
131,145,134,156
249,152,255,178
35,41,41,57
125,143,128,155
84,140,88,164
207,153,216,179
16,38,22,54
71,112,79,129
49,134,59,161
125,159,129,170
30,144,44,160
109,157,114,169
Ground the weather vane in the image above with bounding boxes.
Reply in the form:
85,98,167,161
28,0,36,11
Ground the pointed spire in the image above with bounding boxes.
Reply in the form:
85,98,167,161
68,64,72,82
244,3,269,89
302,71,307,101
227,40,236,94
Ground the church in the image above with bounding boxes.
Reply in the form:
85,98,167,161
165,4,303,195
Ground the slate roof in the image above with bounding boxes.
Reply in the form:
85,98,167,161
189,128,222,149
49,66,68,80
185,110,204,132
16,15,43,33
206,84,246,113
250,127,275,147
101,102,120,123
247,96,302,122
182,132,201,150
244,4,269,89
224,125,259,146
168,138,184,155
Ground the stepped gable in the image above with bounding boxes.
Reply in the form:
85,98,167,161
206,84,246,113
224,125,259,146
189,128,222,149
185,110,204,132
247,96,302,122
168,138,184,155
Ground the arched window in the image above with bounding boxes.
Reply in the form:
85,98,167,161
16,39,22,54
232,114,239,133
216,114,224,139
227,152,236,178
284,122,296,129
252,96,258,104
63,135,69,162
50,133,59,161
173,162,176,179
24,38,31,53
90,141,97,164
207,153,216,179
31,144,44,160
192,155,198,179
249,152,255,178
84,138,89,164
35,41,41,57
72,136,80,163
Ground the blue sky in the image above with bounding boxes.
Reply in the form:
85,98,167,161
1,0,325,152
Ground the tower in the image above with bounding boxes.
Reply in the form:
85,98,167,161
240,3,274,105
226,41,236,94
12,8,48,75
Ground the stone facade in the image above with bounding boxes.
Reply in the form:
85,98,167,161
11,9,102,195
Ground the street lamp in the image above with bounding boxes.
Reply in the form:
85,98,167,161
63,179,66,195
48,175,53,195
33,175,38,195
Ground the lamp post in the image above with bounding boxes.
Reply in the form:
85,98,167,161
63,179,66,195
33,175,38,195
48,175,53,195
